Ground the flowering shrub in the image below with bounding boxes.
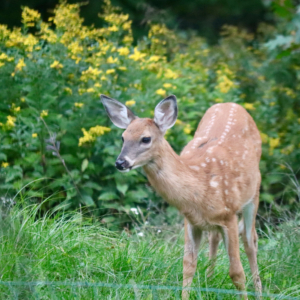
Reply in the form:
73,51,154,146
0,1,299,227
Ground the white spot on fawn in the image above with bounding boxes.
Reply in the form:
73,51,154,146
189,165,200,171
207,147,213,153
225,189,229,195
201,163,207,167
210,180,219,188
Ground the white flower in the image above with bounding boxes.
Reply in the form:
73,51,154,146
137,232,144,237
157,229,161,233
130,208,139,215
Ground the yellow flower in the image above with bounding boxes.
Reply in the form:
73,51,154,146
149,55,161,62
40,110,48,118
78,88,86,95
163,83,172,88
6,115,16,128
0,53,8,60
32,133,38,138
22,7,41,27
215,98,224,103
270,102,276,107
74,102,84,108
122,22,131,31
13,106,20,113
260,132,268,144
50,60,63,69
184,124,191,135
40,22,57,43
107,56,118,64
87,88,95,93
164,69,179,79
244,103,255,110
117,47,130,56
118,66,127,71
0,53,14,62
175,119,183,125
23,34,38,52
155,88,166,97
1,162,9,168
217,75,234,93
123,35,133,44
269,137,280,149
80,67,102,82
94,82,102,87
89,126,111,136
108,25,118,32
106,69,115,74
0,62,4,68
15,58,26,72
64,87,72,95
125,100,135,107
129,47,146,61
78,126,111,146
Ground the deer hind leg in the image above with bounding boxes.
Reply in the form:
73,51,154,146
224,215,247,299
207,231,222,277
241,195,262,295
182,219,202,300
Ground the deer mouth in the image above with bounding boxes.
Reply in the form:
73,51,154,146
118,166,132,173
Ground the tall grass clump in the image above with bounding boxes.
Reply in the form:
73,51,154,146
0,200,299,299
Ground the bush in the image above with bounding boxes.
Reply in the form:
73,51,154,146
0,1,299,228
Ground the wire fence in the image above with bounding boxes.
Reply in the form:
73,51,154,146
0,281,299,300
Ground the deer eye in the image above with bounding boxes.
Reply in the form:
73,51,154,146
141,137,151,144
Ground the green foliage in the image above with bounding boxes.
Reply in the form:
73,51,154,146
0,1,299,228
0,204,299,298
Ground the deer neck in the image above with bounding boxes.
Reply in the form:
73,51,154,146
143,139,206,211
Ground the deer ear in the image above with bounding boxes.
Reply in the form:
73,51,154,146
101,95,137,129
154,95,178,133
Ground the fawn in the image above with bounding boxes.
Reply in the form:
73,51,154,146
101,94,262,299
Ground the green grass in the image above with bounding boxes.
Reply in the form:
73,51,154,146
0,204,299,299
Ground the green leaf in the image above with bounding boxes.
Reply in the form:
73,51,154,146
101,216,116,223
81,195,95,206
99,192,118,201
82,182,102,191
5,166,23,183
81,159,89,172
116,183,128,195
0,153,7,161
260,193,274,204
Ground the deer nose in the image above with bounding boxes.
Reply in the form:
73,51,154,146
115,159,127,170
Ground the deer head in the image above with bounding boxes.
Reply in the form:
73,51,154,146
101,94,177,172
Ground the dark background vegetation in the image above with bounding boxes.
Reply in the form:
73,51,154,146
0,0,272,42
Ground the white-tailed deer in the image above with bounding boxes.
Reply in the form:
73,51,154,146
101,94,262,299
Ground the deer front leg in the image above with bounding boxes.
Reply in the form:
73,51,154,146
224,215,247,300
182,219,202,300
